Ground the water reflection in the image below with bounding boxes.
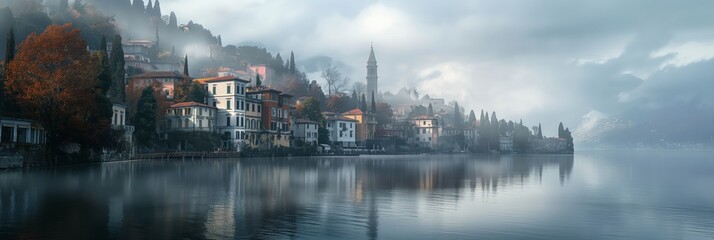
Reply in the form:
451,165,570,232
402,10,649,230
0,154,574,239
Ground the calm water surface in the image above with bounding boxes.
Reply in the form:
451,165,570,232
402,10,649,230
1,151,713,239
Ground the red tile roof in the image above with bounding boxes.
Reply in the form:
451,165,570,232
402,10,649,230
343,108,365,115
169,101,216,109
194,75,251,84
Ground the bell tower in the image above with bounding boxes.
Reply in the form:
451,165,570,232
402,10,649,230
366,44,378,95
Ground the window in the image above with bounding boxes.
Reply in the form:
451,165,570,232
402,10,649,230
271,107,277,117
240,117,244,127
184,119,189,128
258,105,262,112
212,85,217,95
212,100,217,107
226,116,231,126
422,129,426,134
199,119,203,128
227,85,231,94
226,99,231,109
251,103,255,112
350,131,353,137
225,131,231,139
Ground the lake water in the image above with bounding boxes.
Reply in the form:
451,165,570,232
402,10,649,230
1,151,713,239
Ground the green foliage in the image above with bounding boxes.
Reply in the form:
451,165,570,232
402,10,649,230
183,54,189,76
97,35,111,94
427,103,433,117
134,87,158,147
406,105,428,119
360,93,367,111
297,97,323,122
376,102,394,126
109,35,126,102
186,82,207,103
318,125,330,145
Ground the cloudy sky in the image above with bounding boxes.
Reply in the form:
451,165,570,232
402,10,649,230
162,0,714,138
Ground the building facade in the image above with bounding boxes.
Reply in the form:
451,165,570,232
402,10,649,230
246,86,293,149
196,76,252,151
293,119,319,145
325,116,357,147
163,102,217,132
341,108,376,146
129,71,186,100
412,116,440,149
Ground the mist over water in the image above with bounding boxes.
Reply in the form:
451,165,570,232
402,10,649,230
1,151,712,239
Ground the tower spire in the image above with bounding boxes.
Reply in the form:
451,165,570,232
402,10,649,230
366,44,378,95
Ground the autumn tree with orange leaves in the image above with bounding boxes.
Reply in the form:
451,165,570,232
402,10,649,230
5,24,115,162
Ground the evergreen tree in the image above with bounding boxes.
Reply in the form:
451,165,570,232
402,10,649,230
351,90,358,109
169,11,178,28
537,123,543,139
558,122,565,138
183,54,189,76
133,0,145,16
289,51,296,73
483,112,491,151
97,35,112,94
187,82,206,103
255,73,262,86
479,110,484,126
134,87,158,148
145,0,153,15
468,110,476,125
109,35,126,102
427,103,434,117
275,53,284,68
490,111,499,148
370,90,376,113
360,93,367,111
217,35,222,47
454,102,463,129
153,0,162,17
4,28,15,63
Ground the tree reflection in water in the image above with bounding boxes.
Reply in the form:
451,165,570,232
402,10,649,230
0,154,573,239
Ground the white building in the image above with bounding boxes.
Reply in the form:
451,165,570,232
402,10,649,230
0,117,44,145
164,102,217,132
412,116,440,149
293,119,319,145
325,116,357,147
196,76,251,151
111,103,134,154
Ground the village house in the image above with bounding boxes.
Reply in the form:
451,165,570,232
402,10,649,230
324,113,357,148
246,86,293,149
293,119,319,145
341,108,377,146
195,76,252,151
129,71,186,100
412,116,440,149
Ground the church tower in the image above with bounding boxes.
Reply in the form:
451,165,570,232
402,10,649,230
366,44,378,96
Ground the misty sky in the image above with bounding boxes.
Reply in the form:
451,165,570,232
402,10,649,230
120,1,714,136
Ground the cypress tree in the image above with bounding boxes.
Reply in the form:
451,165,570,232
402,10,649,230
351,90,358,109
4,28,14,64
145,0,153,15
275,53,283,66
454,102,462,129
153,0,162,17
135,87,158,147
110,35,126,102
289,51,296,73
183,54,189,76
98,36,112,94
359,93,367,112
217,35,222,47
537,123,543,139
427,103,434,117
169,12,178,28
558,122,565,138
255,73,262,86
468,110,476,125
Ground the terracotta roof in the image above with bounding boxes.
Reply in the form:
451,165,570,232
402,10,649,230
169,101,216,109
194,75,251,84
133,71,185,79
326,116,358,122
295,119,319,124
342,108,365,115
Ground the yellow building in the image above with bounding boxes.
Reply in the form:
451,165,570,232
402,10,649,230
341,108,377,145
